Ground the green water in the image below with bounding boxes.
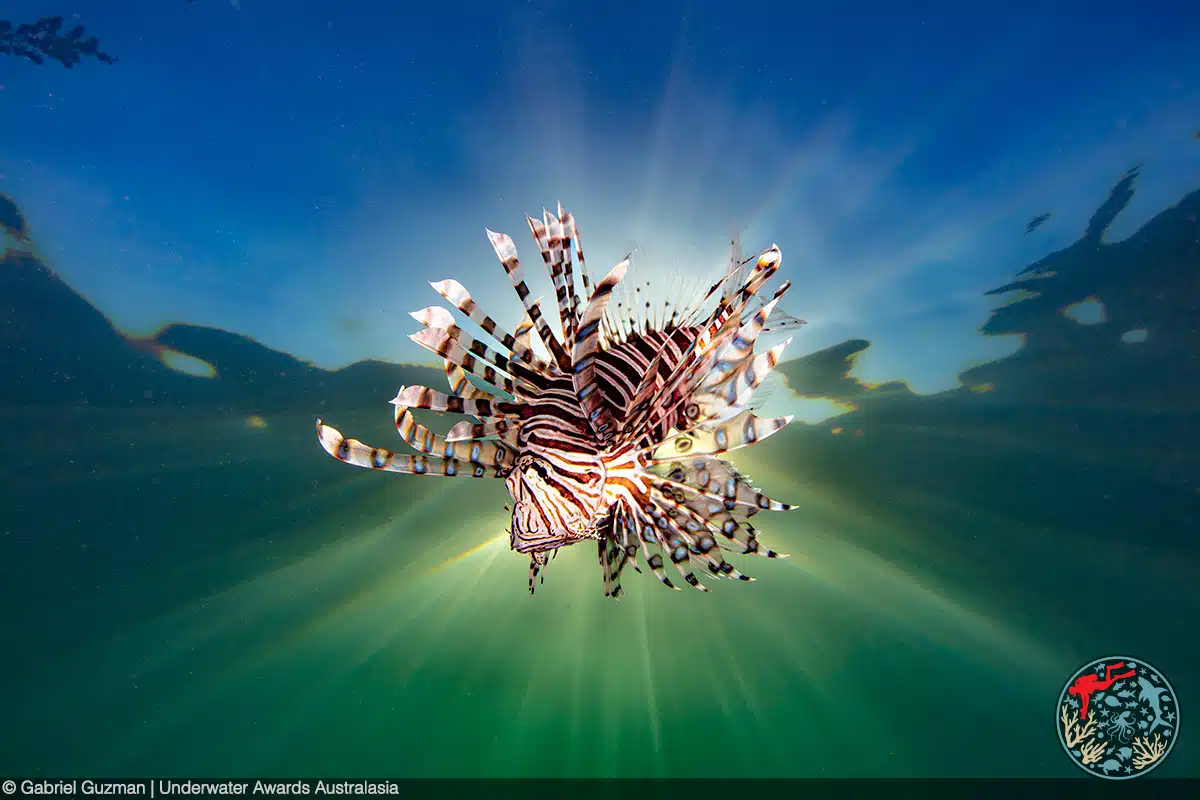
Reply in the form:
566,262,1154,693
2,401,1194,778
2,173,1198,780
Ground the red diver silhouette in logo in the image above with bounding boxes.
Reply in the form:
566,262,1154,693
1068,661,1137,722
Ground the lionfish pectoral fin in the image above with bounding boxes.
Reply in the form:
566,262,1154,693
390,385,526,418
444,359,489,407
648,491,759,582
759,307,806,334
650,513,711,592
652,456,795,519
649,410,794,462
393,406,514,466
616,506,680,592
646,477,789,562
316,419,502,478
642,333,790,446
692,338,792,424
699,282,792,387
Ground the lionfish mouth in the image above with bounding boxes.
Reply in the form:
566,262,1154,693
316,204,805,598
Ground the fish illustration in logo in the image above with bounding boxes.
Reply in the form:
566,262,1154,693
1057,656,1180,780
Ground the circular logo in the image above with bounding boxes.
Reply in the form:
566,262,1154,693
1056,655,1180,779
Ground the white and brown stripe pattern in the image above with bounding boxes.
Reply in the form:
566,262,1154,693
315,207,801,597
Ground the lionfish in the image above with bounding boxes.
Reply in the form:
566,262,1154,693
316,206,804,597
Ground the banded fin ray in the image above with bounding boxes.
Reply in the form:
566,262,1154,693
394,406,514,466
317,420,504,478
572,256,630,441
558,206,584,343
616,247,783,448
409,307,541,393
527,209,580,350
486,229,573,372
315,206,801,598
444,359,491,403
428,279,555,379
445,418,521,445
390,385,526,418
648,409,793,463
410,328,528,398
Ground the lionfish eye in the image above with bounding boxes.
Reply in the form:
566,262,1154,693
528,460,551,481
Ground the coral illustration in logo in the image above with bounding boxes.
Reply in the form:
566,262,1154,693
1057,655,1180,779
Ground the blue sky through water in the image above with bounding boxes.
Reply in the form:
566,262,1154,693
1,0,1198,401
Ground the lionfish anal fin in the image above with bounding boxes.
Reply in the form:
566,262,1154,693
315,209,801,599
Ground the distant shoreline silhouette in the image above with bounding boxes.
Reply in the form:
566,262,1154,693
777,167,1200,415
3,167,1198,424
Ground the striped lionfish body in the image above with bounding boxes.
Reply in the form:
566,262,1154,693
316,206,803,597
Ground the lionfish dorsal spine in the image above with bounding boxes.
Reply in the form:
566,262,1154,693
315,206,799,599
618,248,786,447
572,256,630,441
409,324,534,397
612,257,760,445
526,209,582,352
485,228,573,373
562,208,592,314
426,279,555,379
558,206,584,342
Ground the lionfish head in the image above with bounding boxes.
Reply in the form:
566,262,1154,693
505,452,607,554
315,204,806,598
